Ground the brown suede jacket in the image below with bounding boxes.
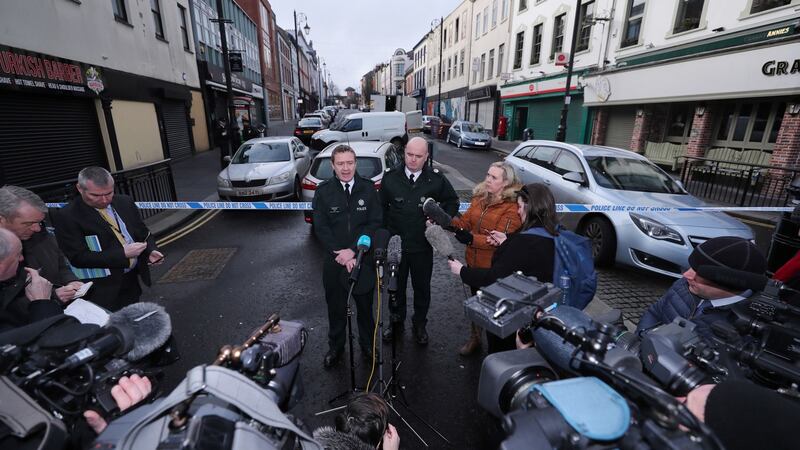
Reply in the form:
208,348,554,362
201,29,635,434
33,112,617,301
451,186,522,269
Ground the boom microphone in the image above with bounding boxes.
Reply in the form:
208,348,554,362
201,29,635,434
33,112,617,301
349,235,371,283
423,198,452,228
387,235,402,293
425,224,456,261
59,302,172,369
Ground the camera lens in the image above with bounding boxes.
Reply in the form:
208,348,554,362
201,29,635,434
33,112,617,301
614,330,642,355
498,365,557,414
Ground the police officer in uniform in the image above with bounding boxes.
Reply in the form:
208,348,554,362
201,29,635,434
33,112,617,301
380,137,459,345
313,145,383,368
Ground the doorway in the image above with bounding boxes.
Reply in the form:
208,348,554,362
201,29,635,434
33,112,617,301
514,107,528,140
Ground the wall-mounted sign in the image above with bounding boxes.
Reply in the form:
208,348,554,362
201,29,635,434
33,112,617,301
0,44,105,96
762,58,800,76
229,52,243,72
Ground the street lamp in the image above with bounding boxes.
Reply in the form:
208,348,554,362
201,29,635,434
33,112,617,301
555,0,583,142
322,61,327,106
212,0,237,167
431,18,443,119
293,11,310,117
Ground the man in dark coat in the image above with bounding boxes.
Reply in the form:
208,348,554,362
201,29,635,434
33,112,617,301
379,137,459,345
636,236,767,337
0,186,83,302
0,228,60,333
313,145,382,368
53,167,164,311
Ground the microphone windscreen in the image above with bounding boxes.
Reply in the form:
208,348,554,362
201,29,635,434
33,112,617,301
107,302,172,361
423,198,452,227
357,234,371,251
425,225,455,259
373,229,390,261
387,235,402,265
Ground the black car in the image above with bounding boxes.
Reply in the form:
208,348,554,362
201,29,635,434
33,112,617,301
294,117,324,144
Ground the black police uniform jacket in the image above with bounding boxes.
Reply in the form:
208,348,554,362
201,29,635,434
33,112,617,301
380,164,459,253
312,174,382,294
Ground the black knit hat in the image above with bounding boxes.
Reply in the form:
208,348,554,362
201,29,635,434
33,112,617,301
688,236,767,291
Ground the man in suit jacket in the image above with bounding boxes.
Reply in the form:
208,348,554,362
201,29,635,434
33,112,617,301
53,167,164,311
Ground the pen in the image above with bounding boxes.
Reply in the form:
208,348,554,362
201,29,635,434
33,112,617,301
504,219,511,233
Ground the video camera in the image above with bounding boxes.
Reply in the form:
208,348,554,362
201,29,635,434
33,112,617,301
94,313,319,450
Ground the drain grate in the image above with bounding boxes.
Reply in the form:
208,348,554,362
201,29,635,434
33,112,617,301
157,248,237,283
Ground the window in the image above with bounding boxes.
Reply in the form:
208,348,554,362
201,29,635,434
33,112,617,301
460,49,465,75
462,12,468,39
483,7,489,34
665,105,694,145
577,1,595,52
673,0,704,34
480,53,486,82
151,0,165,39
475,13,481,39
553,151,585,176
447,57,452,80
519,0,528,12
455,18,460,43
550,14,565,60
530,23,543,65
454,53,459,78
395,63,404,77
513,31,524,69
112,0,128,22
488,49,495,79
713,101,786,151
527,146,559,171
502,0,509,20
178,5,191,50
498,44,505,75
492,0,498,28
622,0,645,48
443,28,448,49
750,0,790,14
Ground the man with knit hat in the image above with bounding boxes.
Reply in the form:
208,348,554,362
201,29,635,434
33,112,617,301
636,236,767,336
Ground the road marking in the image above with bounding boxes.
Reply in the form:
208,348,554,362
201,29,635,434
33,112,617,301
735,217,776,229
157,209,221,247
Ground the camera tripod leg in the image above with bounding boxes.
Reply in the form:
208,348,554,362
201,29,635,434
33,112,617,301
386,398,429,447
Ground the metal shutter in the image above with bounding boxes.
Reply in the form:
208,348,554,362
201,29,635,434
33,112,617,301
477,99,494,132
0,91,106,186
161,101,193,160
604,107,637,150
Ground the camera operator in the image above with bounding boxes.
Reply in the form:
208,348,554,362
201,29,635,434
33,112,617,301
0,228,60,332
313,393,400,450
636,236,767,338
680,380,798,450
74,374,152,448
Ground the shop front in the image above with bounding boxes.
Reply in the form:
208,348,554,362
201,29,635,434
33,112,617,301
500,73,588,143
426,87,467,122
466,85,498,134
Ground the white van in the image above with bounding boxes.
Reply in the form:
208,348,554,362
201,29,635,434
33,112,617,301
310,111,407,150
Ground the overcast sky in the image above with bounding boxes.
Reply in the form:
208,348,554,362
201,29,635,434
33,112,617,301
270,0,461,94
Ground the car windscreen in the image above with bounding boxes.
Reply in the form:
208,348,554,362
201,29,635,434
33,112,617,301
584,156,685,194
310,156,382,180
464,123,484,133
232,142,290,164
298,118,321,127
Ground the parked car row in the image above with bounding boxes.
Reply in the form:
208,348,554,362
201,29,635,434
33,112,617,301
310,111,408,151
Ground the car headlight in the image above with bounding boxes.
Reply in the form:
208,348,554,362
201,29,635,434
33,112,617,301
629,213,685,245
268,171,292,185
217,176,231,188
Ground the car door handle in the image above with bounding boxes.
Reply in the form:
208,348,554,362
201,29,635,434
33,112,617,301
543,179,551,185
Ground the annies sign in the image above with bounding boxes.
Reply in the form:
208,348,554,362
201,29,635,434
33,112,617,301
0,45,105,96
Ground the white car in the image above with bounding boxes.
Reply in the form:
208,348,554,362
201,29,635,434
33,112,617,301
217,137,311,201
301,141,402,223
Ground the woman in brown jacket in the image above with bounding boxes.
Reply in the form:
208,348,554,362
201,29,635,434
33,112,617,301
450,161,522,355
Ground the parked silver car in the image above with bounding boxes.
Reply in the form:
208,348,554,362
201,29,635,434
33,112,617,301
446,120,492,149
505,140,754,277
217,137,312,201
300,140,401,223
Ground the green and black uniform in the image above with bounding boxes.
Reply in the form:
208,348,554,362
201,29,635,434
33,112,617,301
312,174,382,354
380,164,459,328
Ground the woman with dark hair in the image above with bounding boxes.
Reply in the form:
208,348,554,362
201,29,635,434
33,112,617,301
448,183,557,353
313,393,400,450
449,161,522,356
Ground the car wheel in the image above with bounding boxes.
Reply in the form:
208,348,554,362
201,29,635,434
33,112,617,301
457,138,463,149
581,216,616,267
293,177,302,200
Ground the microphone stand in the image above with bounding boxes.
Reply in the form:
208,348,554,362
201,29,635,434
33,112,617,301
325,276,361,406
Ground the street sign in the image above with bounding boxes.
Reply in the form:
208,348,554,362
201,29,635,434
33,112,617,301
229,52,243,72
554,52,569,66
500,72,512,81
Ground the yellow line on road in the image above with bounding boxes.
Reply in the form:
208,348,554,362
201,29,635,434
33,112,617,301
156,209,221,247
736,217,776,229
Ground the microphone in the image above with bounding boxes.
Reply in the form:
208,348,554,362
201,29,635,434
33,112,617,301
423,198,452,228
348,235,371,283
60,302,172,369
424,224,456,261
387,235,402,293
372,228,390,267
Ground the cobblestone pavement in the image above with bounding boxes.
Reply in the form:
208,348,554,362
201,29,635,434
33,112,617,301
595,266,676,324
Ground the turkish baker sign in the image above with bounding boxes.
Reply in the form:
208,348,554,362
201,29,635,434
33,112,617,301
0,45,105,96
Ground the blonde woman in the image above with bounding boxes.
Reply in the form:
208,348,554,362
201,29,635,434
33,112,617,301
449,161,522,355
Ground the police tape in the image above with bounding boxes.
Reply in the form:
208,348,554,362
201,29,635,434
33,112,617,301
44,201,795,213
